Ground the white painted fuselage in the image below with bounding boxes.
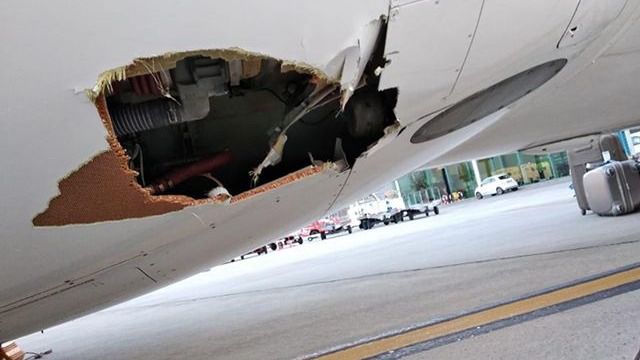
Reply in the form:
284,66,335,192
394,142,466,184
2,0,640,341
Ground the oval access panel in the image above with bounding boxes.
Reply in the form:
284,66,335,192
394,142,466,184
411,59,567,144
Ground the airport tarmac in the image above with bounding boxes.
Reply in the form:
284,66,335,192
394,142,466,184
18,179,640,359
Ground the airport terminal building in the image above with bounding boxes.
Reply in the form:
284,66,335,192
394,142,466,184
396,129,640,206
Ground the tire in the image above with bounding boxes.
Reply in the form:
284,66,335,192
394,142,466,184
296,237,303,245
320,231,327,240
581,208,587,216
310,229,319,235
383,220,389,226
408,213,414,220
512,187,519,191
269,243,277,251
424,209,429,217
433,206,440,215
476,192,483,200
363,221,371,230
496,187,504,195
347,226,352,234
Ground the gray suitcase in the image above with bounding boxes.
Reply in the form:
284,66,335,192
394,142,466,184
583,160,640,216
568,134,627,215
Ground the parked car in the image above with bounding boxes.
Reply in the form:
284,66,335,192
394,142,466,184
475,174,519,199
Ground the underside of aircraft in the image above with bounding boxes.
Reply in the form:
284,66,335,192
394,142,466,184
1,0,640,342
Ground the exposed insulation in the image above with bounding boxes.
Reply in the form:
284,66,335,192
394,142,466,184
35,58,333,225
90,48,334,102
33,96,198,226
242,58,262,78
32,150,194,226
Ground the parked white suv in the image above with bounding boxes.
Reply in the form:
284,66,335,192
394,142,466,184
475,174,519,199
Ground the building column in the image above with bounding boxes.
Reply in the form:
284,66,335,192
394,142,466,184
471,160,482,186
515,152,526,181
547,154,558,178
493,156,505,173
442,168,452,195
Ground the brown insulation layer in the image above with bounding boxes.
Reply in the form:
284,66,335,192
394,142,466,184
32,151,194,226
33,96,196,226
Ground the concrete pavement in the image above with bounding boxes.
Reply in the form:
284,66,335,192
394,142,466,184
17,179,640,359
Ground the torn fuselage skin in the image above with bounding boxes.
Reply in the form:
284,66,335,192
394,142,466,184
35,21,397,226
104,49,397,196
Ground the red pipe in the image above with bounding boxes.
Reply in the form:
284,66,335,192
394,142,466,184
148,150,233,195
128,73,166,96
130,76,142,95
148,75,162,96
139,75,151,95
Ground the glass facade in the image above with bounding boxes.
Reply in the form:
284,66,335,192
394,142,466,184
476,151,568,185
396,129,640,206
396,151,570,204
397,168,448,206
444,163,476,198
550,152,570,177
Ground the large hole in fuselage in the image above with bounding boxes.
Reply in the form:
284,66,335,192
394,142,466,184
100,52,397,200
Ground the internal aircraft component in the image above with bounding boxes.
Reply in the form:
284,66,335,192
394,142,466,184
111,100,181,136
128,72,172,97
111,57,230,136
338,18,383,108
411,59,568,144
250,133,288,185
250,83,339,183
344,90,386,139
148,150,232,195
99,49,397,201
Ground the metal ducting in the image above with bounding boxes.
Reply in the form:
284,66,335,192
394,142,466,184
111,100,182,136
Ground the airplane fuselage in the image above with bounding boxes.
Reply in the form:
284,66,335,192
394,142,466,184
2,0,640,341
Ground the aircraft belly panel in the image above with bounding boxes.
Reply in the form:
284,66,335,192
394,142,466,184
2,0,640,342
0,164,348,341
426,2,640,166
449,0,579,102
0,261,159,341
379,0,484,124
1,0,389,339
558,0,629,49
